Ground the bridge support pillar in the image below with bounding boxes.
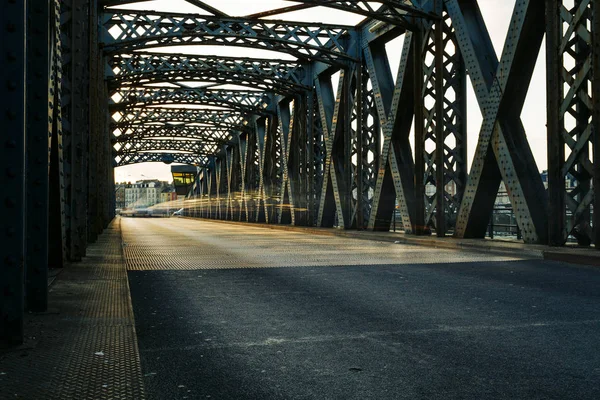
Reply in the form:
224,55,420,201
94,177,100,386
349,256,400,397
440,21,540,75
0,0,26,346
25,0,52,312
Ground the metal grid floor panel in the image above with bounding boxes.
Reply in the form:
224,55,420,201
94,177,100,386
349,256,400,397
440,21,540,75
121,218,522,271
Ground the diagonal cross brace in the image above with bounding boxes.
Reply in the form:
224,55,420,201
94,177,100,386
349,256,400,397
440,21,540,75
366,33,416,232
448,0,548,243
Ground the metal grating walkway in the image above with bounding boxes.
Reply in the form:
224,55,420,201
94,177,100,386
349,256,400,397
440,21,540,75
0,218,145,399
121,218,522,271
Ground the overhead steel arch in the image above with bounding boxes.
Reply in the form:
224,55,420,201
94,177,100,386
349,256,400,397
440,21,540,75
116,139,219,157
100,10,357,64
109,87,273,115
107,53,308,93
113,125,233,144
115,152,209,167
284,0,434,28
111,108,250,131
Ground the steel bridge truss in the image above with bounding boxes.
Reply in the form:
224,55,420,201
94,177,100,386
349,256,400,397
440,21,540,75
2,0,600,345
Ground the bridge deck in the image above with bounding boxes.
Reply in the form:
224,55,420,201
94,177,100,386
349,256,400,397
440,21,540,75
2,217,600,399
125,218,599,399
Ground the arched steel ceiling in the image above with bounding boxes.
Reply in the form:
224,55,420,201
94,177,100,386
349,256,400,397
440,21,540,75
104,0,431,167
109,88,273,115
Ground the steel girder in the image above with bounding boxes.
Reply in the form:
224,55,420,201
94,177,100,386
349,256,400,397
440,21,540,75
547,0,596,246
107,53,307,94
101,10,356,65
110,87,272,115
111,108,249,131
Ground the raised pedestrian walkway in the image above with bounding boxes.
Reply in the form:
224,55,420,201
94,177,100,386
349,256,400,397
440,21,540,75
0,218,145,399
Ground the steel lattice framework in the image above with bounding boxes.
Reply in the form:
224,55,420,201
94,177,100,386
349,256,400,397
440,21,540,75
2,0,600,345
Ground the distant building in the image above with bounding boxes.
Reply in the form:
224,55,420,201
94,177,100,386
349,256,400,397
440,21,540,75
115,183,127,209
124,180,169,208
160,188,177,204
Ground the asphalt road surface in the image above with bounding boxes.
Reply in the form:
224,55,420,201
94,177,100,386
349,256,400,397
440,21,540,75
123,218,600,400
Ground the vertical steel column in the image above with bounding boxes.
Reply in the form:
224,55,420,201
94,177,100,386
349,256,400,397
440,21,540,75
342,69,355,229
546,0,564,246
354,65,364,229
594,0,600,247
413,28,426,235
310,89,324,226
422,9,467,237
292,95,308,226
25,0,51,312
0,0,26,346
434,18,445,236
88,0,100,242
72,0,90,257
255,118,268,223
48,0,67,268
238,133,248,222
61,0,89,260
545,0,594,245
278,99,294,224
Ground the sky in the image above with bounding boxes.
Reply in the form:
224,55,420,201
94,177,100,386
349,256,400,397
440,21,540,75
113,1,547,183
